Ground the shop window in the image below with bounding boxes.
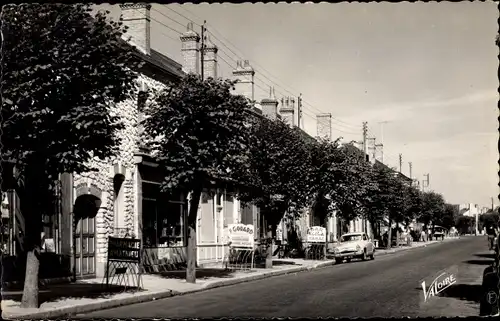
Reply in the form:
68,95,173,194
240,203,253,225
157,198,185,247
142,182,186,248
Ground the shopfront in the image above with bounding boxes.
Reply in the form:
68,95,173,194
138,163,188,273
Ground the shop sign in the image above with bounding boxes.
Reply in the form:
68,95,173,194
108,237,140,263
228,224,254,248
307,226,326,243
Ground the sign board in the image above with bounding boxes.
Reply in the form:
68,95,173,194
227,224,254,248
307,226,326,243
108,237,141,263
105,237,142,289
44,238,55,253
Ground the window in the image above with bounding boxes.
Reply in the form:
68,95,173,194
240,203,253,225
157,197,185,247
142,181,186,248
113,174,126,232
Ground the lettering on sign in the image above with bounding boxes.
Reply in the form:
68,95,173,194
108,237,141,263
228,224,255,248
421,272,457,302
307,226,326,243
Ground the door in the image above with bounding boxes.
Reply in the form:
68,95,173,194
75,216,96,276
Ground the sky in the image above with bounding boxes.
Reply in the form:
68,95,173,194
98,2,498,207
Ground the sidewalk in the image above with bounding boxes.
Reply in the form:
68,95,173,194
1,238,456,319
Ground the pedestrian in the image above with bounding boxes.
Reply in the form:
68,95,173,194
485,223,496,250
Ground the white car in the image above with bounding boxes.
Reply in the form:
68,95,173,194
330,232,375,264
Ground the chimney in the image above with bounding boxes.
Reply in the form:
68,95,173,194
202,35,218,79
180,22,201,75
261,87,278,120
232,60,255,101
316,113,332,140
279,96,295,126
120,3,152,55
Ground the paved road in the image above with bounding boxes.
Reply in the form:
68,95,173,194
82,236,489,318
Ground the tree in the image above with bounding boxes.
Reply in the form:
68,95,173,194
366,164,408,249
309,141,377,240
456,215,475,235
237,117,315,268
143,74,252,283
417,191,446,236
439,203,460,230
2,4,140,308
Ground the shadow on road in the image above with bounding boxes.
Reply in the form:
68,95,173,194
414,284,482,303
474,253,496,259
463,259,494,266
439,284,482,303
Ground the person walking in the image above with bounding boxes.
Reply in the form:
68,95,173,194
485,223,497,250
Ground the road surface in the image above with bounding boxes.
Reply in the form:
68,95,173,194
81,236,489,318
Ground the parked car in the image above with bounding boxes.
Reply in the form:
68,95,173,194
329,232,375,264
433,226,446,240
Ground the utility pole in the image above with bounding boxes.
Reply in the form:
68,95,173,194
201,20,207,80
409,162,413,184
491,197,494,211
422,173,430,192
362,122,368,162
297,93,303,130
398,154,403,173
375,143,384,163
367,137,376,162
362,122,368,234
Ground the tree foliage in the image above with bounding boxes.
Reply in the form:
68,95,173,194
237,117,315,231
417,191,446,228
2,4,139,177
1,4,140,308
144,74,252,283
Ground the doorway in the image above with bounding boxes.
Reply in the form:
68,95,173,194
73,194,100,277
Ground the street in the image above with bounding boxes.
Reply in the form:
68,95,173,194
81,236,487,318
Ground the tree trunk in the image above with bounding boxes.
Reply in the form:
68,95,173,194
20,170,43,309
396,222,400,248
266,223,276,269
21,250,40,308
186,187,203,284
386,217,392,250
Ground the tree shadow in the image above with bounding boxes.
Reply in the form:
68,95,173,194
157,268,235,280
438,283,482,303
2,282,142,306
463,259,494,266
474,253,496,259
414,284,482,303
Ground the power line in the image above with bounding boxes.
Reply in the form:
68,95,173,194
168,5,360,129
152,7,186,30
163,5,202,27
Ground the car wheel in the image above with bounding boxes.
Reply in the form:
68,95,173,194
335,258,343,264
370,250,375,260
346,258,351,263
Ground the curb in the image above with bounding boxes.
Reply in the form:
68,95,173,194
374,239,456,256
2,289,176,320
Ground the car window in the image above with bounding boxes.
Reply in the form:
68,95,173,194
341,235,362,242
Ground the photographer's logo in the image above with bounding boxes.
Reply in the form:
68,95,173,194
421,272,457,302
486,291,498,305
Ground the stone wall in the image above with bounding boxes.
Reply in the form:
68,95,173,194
74,72,169,277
